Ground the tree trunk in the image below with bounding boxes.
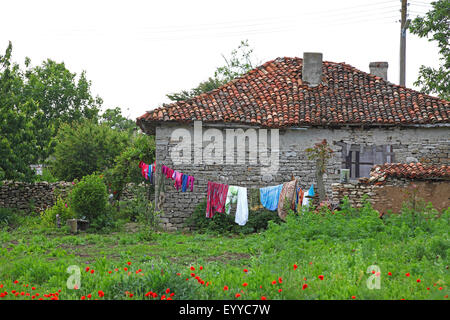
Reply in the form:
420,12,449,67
315,165,326,202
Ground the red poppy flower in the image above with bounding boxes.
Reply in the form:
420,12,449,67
351,296,356,299
242,283,248,287
161,295,166,300
293,264,298,270
191,273,195,277
388,272,392,276
108,271,112,274
85,267,90,272
87,294,92,299
90,269,94,274
235,293,241,298
32,287,36,290
405,273,410,277
127,261,131,265
278,277,283,283
271,280,276,285
223,286,228,291
170,292,175,297
302,284,308,290
417,279,421,283
199,266,203,270
166,288,170,294
152,293,158,298
318,275,324,280
176,273,181,276
190,266,195,271
14,280,18,284
124,267,128,271
439,287,443,291
98,290,104,297
129,293,134,297
243,269,248,273
278,289,282,293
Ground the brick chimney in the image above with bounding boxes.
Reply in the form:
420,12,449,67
302,52,323,87
369,62,388,81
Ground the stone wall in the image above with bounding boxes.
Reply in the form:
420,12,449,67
0,181,73,212
0,181,139,213
153,123,449,230
331,179,450,213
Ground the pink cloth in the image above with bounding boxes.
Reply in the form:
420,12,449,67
173,171,183,190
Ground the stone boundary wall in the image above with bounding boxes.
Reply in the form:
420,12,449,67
331,178,450,213
0,181,138,213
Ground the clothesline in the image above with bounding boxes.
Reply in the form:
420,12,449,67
140,162,315,226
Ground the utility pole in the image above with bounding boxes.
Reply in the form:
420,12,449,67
399,0,410,86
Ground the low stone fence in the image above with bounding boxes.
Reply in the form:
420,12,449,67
0,181,142,213
0,181,73,213
331,178,450,213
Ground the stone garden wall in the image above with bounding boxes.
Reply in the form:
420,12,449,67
0,181,73,213
331,179,450,214
0,181,137,213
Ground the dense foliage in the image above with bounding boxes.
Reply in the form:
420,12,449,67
69,174,109,229
51,120,129,181
409,0,450,100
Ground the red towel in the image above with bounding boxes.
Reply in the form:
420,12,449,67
206,181,229,218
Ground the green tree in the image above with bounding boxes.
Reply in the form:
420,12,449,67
24,58,102,158
103,134,155,203
51,120,129,181
0,42,39,181
100,107,137,135
409,0,450,100
166,40,259,101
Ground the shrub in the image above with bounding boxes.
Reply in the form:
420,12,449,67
51,120,129,181
185,199,282,234
69,174,108,229
0,207,19,228
40,197,76,228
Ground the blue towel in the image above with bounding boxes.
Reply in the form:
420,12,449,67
260,184,283,211
181,174,189,192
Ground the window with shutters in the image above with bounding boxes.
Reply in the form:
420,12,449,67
336,143,395,179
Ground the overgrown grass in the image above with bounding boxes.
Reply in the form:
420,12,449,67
0,198,448,300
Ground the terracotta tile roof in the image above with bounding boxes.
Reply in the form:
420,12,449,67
369,163,450,182
137,57,449,132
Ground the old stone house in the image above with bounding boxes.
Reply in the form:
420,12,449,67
137,53,449,231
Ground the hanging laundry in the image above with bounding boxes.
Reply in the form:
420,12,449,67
277,180,297,221
225,186,239,214
187,175,195,192
138,161,147,179
259,184,283,211
181,174,188,192
225,186,249,226
206,181,229,218
172,171,183,190
295,186,304,213
147,163,153,183
302,185,315,207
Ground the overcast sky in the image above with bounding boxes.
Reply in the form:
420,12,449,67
1,0,440,120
